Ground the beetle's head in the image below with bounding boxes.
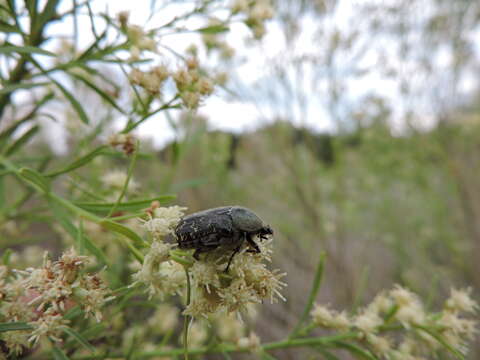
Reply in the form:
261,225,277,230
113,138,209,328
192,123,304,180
258,225,273,240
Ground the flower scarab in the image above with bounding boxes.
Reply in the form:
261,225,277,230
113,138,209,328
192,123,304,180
174,206,273,272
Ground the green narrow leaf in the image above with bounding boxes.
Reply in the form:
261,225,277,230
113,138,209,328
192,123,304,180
45,146,108,177
196,24,229,34
0,92,53,147
0,322,33,332
51,345,70,360
289,251,327,338
4,125,40,156
49,199,108,265
0,81,48,95
69,71,125,114
314,348,341,360
2,248,13,265
260,352,278,360
415,325,465,360
65,323,105,350
100,219,146,248
0,45,56,56
18,167,50,193
0,20,20,33
64,306,83,320
29,57,89,125
0,175,4,208
50,78,89,124
332,341,378,360
122,97,181,133
352,266,370,311
61,326,95,353
77,218,85,255
107,143,139,217
74,195,176,214
76,29,107,61
79,323,106,341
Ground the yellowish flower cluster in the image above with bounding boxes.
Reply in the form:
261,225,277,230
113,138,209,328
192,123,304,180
310,285,478,359
130,65,170,96
237,332,261,353
132,206,187,298
231,0,274,39
201,18,236,59
118,11,157,59
173,58,215,109
184,239,286,318
0,249,113,356
311,304,350,332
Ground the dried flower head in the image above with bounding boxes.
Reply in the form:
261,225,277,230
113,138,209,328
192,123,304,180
108,133,137,155
0,249,112,355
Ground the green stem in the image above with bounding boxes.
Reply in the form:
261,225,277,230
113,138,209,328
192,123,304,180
183,267,192,360
107,140,139,218
73,333,360,359
289,251,326,339
170,253,194,267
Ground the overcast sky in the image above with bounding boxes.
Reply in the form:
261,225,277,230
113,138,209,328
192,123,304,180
9,0,479,150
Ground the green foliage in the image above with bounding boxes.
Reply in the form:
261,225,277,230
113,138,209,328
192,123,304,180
0,0,478,359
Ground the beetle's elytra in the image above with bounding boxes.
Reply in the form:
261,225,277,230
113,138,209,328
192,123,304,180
174,206,273,272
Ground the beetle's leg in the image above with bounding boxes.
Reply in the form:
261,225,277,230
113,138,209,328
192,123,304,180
224,233,245,273
246,233,261,253
193,248,202,260
224,245,242,273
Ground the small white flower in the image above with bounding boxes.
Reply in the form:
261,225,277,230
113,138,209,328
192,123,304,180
28,311,70,344
390,285,418,307
367,334,391,356
311,304,351,331
145,206,187,238
354,308,383,334
445,288,478,314
237,332,261,353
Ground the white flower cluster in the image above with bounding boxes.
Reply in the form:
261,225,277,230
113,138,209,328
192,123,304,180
143,205,187,239
173,57,215,109
184,239,286,318
118,11,157,59
132,206,187,298
0,249,113,356
310,285,479,359
231,0,274,39
129,65,170,96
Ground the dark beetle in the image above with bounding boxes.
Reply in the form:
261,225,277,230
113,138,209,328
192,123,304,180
174,206,273,272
